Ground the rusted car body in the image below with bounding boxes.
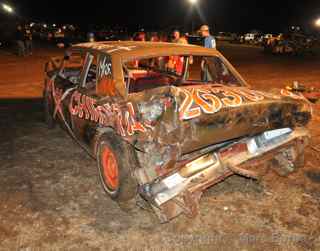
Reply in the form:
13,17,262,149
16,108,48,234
44,41,312,222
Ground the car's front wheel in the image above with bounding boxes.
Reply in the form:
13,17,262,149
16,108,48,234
97,132,138,203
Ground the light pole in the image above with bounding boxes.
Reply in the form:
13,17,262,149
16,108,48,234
1,3,14,14
188,0,198,34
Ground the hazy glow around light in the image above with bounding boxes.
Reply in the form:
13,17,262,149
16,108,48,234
2,3,13,13
316,18,320,27
189,0,197,5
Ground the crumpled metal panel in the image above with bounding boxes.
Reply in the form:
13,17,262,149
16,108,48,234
129,85,312,183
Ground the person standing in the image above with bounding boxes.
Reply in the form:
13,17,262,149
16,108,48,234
15,25,25,56
199,25,216,81
24,25,33,55
150,32,159,42
171,29,188,44
131,31,146,68
199,25,216,49
167,29,190,74
172,29,181,43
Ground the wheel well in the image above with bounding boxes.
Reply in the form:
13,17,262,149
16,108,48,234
93,128,142,168
93,127,138,157
92,128,114,156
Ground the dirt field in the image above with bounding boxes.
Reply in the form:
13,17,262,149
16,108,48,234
0,43,320,251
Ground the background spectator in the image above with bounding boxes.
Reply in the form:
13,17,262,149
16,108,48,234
199,25,216,49
15,25,25,56
24,25,33,55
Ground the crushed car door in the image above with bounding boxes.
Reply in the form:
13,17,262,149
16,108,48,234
68,52,114,151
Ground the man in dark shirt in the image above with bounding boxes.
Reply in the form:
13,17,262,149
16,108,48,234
24,25,33,55
15,25,25,56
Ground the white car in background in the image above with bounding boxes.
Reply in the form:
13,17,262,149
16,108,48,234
244,33,256,43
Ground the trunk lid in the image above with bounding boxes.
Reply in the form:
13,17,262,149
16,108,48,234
158,84,312,154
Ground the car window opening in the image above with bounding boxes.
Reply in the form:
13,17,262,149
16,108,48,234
58,51,86,85
124,55,243,94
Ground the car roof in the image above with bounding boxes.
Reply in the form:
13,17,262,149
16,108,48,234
69,41,247,99
71,41,220,60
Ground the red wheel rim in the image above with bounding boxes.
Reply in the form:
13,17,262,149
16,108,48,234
101,146,119,190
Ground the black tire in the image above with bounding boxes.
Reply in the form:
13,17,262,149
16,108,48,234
43,90,55,129
97,132,138,202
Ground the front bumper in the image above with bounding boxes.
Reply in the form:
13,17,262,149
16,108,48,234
139,127,310,222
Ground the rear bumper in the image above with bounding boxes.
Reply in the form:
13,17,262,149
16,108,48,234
139,127,310,222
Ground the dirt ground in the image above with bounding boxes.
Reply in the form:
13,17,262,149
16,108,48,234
0,43,320,251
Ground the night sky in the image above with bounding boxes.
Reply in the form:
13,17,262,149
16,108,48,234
9,0,320,32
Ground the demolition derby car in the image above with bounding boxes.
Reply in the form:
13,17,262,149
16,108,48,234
44,41,312,222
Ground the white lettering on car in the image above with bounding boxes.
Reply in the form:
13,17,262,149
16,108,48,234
98,56,112,79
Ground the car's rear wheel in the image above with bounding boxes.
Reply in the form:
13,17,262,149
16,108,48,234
43,90,55,129
97,133,138,202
